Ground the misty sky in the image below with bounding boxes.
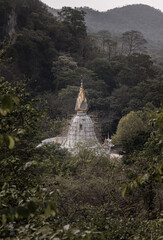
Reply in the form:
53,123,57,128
41,0,163,12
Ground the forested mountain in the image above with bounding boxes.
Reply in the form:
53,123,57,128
0,0,163,239
49,4,163,54
0,0,163,140
50,4,163,41
84,5,163,41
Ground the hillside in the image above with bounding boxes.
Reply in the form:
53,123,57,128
49,4,163,54
49,4,163,41
0,1,163,239
83,5,163,41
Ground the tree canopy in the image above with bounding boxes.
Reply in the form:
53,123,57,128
0,0,163,238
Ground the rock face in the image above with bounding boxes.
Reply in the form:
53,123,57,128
62,112,99,149
8,10,16,38
7,0,17,44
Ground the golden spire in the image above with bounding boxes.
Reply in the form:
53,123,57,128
75,80,88,113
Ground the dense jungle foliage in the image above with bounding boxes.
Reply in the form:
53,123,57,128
0,0,163,239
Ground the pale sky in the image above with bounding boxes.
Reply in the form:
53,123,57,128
41,0,163,12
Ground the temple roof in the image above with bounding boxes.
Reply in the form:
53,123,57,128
75,80,88,113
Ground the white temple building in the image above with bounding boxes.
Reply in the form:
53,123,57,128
38,81,115,155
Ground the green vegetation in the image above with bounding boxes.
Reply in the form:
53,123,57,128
112,111,146,153
0,0,162,239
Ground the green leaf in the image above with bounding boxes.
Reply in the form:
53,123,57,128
133,180,138,188
45,204,51,217
1,95,13,113
12,96,20,105
8,136,15,149
2,182,8,191
2,214,7,226
44,202,56,218
0,108,7,116
7,135,15,149
122,186,127,198
156,165,163,175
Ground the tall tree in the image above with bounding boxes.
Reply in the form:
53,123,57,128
105,38,118,61
58,7,87,58
58,7,86,37
112,111,146,153
121,30,147,56
95,30,111,52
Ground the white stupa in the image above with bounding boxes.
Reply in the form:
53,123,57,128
37,82,120,157
62,80,99,149
37,81,100,149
